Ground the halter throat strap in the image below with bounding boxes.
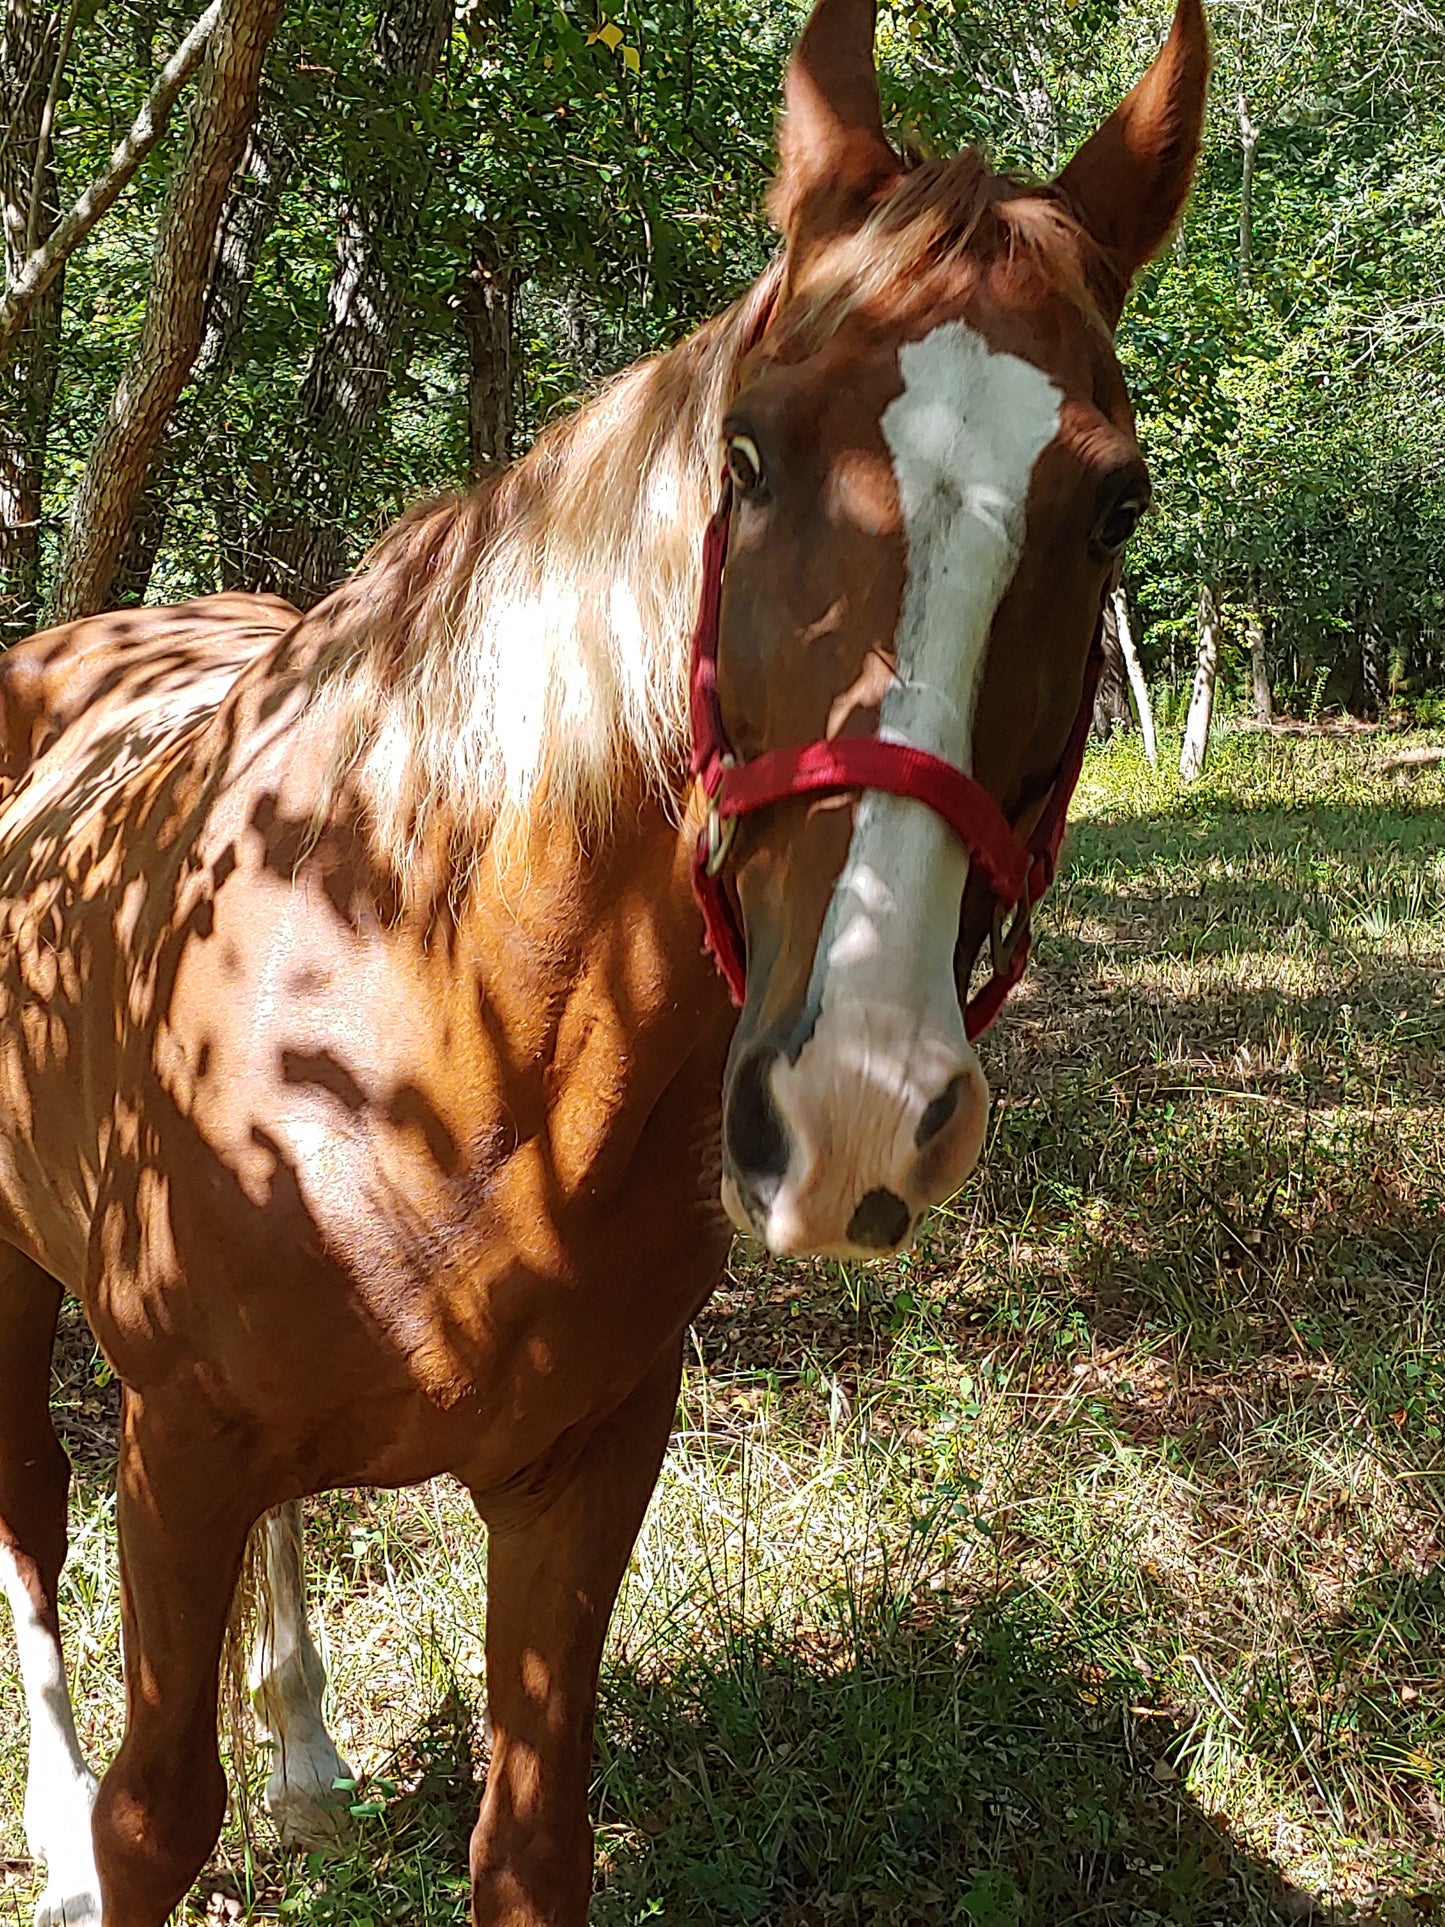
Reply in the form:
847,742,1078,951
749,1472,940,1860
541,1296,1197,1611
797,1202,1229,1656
688,474,1105,1039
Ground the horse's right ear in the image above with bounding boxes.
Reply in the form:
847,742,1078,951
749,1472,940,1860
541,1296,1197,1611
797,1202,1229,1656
770,0,900,267
1054,0,1210,322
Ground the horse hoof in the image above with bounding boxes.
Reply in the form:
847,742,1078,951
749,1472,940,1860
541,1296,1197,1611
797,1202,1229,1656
33,1877,103,1927
266,1772,356,1856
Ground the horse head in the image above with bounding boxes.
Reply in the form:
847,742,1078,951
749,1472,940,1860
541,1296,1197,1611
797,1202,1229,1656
707,0,1209,1258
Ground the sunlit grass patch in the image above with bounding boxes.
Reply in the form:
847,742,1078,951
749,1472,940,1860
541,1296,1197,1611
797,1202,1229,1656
2,728,1443,1923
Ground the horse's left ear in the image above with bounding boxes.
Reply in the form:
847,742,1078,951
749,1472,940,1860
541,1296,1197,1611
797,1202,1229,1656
1054,0,1210,321
770,0,901,267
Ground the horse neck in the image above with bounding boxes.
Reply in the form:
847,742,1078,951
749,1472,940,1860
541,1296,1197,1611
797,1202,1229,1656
435,774,732,1195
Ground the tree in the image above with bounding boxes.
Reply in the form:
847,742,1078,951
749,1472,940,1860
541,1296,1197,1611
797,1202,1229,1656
1113,586,1158,766
1244,591,1271,724
454,227,516,481
1091,605,1132,742
49,0,285,623
246,0,455,606
1180,583,1221,781
0,0,222,364
112,111,293,604
1,0,1441,721
0,0,68,632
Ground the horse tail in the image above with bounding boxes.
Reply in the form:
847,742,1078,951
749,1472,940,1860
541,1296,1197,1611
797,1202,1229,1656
221,1503,289,1827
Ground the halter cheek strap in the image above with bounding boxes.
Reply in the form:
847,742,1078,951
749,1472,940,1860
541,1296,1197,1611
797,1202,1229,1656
688,474,1105,1039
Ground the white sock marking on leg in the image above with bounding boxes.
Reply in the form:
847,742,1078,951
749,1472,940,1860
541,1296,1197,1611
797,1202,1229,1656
0,1542,101,1926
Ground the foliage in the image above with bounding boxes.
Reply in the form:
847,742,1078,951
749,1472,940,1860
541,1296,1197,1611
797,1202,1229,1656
5,0,1443,699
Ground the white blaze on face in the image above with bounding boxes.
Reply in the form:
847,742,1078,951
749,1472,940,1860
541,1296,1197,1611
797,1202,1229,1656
761,322,1063,1253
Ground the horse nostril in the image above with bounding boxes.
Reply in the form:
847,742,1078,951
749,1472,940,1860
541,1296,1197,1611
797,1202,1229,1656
725,1045,789,1184
914,1075,962,1150
847,1188,911,1250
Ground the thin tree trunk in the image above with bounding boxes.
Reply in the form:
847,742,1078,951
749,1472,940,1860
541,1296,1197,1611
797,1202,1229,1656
23,0,80,258
249,0,455,608
1237,91,1259,291
111,110,290,604
1091,594,1131,741
49,0,283,623
454,229,515,480
0,0,66,633
1179,582,1221,782
1113,585,1157,766
1245,598,1271,723
1360,597,1388,721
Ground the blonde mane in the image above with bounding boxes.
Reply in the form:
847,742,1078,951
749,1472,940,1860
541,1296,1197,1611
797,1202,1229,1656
297,152,1103,873
301,265,780,868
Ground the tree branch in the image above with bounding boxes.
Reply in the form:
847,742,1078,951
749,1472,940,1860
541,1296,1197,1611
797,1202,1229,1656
50,0,285,620
25,0,85,261
0,0,221,364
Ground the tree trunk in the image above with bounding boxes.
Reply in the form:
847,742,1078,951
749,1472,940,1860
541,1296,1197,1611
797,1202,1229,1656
249,0,455,608
1237,91,1259,291
1179,582,1221,782
49,0,283,624
1091,594,1131,742
1112,585,1157,766
1245,599,1271,723
1360,597,1388,721
111,110,290,604
454,229,515,480
0,0,66,634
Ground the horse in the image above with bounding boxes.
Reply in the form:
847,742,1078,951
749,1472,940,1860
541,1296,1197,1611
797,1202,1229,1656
0,0,1208,1917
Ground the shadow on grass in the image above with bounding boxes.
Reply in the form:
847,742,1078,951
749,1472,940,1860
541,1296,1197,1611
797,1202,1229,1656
594,1587,1317,1927
258,1587,1359,1926
24,762,1445,1924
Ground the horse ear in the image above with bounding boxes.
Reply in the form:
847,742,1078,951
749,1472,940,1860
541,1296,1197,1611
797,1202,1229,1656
770,0,900,262
1054,0,1210,317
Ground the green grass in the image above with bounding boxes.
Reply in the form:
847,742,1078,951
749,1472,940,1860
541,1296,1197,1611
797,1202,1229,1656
4,724,1444,1924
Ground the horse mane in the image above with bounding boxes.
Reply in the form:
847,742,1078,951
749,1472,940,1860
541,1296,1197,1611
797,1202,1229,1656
301,263,781,869
298,151,1104,873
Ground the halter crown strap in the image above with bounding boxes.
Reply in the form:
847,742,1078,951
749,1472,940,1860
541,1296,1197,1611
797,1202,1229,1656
688,475,1103,1036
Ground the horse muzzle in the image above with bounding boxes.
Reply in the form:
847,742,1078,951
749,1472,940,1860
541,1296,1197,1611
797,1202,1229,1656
720,1013,989,1258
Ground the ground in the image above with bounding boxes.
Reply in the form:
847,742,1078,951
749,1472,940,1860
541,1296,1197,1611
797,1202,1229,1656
2,726,1443,1925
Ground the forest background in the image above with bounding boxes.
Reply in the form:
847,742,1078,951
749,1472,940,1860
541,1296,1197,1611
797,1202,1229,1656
1,0,1444,730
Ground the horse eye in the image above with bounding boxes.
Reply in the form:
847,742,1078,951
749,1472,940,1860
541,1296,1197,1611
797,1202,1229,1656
1091,494,1148,560
726,434,764,498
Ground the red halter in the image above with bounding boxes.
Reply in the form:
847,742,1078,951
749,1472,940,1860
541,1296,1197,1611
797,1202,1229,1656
688,474,1105,1039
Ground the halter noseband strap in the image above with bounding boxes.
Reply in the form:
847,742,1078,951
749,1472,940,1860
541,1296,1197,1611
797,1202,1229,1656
688,473,1105,1040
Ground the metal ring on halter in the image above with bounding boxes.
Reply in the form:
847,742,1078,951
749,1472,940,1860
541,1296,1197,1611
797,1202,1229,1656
702,756,737,877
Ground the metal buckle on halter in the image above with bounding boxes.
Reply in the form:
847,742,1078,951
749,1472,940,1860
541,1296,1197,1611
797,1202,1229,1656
702,755,737,877
990,892,1032,977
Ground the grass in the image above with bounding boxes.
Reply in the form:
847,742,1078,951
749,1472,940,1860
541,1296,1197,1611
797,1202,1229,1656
3,724,1444,1924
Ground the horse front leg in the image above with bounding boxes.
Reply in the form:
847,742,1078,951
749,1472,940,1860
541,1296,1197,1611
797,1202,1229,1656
250,1500,355,1851
469,1340,683,1927
92,1392,260,1927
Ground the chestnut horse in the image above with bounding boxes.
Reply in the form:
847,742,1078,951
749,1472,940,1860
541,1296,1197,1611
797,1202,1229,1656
0,0,1208,1919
